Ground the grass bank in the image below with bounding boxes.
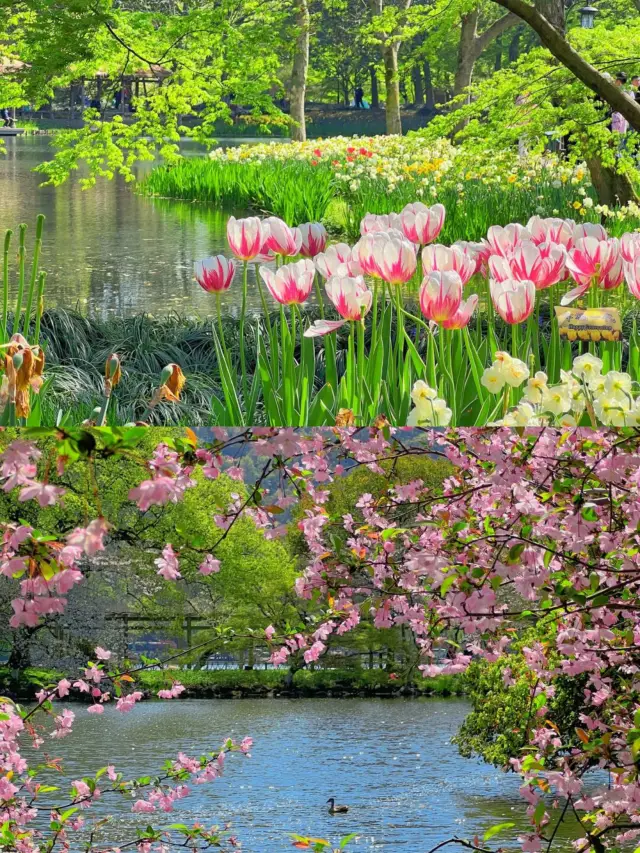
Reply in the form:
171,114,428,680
0,666,464,700
137,668,465,698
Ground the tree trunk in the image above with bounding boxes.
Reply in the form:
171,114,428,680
370,65,380,108
508,26,522,63
383,43,402,134
494,35,503,70
289,0,310,142
454,9,479,102
534,0,565,32
412,64,424,105
424,61,435,109
585,156,639,207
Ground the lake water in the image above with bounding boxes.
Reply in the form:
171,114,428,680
40,698,532,852
0,136,275,319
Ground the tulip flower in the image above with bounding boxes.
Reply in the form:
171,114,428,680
490,278,535,324
194,256,235,293
326,274,372,320
419,271,463,324
526,216,575,249
360,213,403,235
259,259,315,305
226,216,264,261
441,294,478,330
299,222,328,258
421,244,476,286
488,255,513,283
509,241,567,290
453,240,491,276
304,275,372,337
564,237,623,302
621,232,640,263
371,232,417,284
315,244,362,279
486,223,531,258
400,202,445,246
263,217,303,257
624,257,640,299
353,233,384,277
574,222,607,242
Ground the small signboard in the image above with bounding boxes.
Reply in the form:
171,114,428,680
554,306,622,342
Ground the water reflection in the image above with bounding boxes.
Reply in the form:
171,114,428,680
41,698,529,852
0,136,277,319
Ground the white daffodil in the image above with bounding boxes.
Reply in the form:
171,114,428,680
541,384,572,416
524,371,548,404
572,353,603,382
481,366,506,394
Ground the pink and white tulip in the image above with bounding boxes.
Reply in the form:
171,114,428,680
422,244,477,286
526,216,575,249
315,244,362,279
486,223,531,258
227,216,264,261
509,241,567,290
194,256,235,293
419,271,463,324
299,222,328,258
490,278,535,324
441,293,479,330
263,217,303,257
360,213,403,235
304,275,372,337
259,259,315,305
453,240,491,276
574,222,607,243
326,274,373,320
566,237,622,289
371,232,417,284
400,202,445,245
621,232,640,263
624,256,640,299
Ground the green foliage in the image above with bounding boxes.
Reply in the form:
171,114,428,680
454,631,588,767
141,158,336,225
137,667,463,695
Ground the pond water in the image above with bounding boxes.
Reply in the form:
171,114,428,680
41,697,533,852
0,136,277,319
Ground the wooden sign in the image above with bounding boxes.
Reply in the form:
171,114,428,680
554,306,622,342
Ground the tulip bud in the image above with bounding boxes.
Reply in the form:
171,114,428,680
105,354,122,387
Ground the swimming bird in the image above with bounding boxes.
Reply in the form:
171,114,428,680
327,798,349,814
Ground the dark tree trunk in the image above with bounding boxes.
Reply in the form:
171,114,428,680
494,35,503,70
508,26,522,62
370,65,380,107
424,60,435,109
412,64,424,105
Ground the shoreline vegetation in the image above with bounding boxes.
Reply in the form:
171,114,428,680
0,667,464,701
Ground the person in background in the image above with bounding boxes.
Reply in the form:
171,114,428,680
354,85,364,109
1,108,14,127
611,72,629,136
632,75,640,103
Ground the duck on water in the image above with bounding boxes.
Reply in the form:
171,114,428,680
326,798,349,814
